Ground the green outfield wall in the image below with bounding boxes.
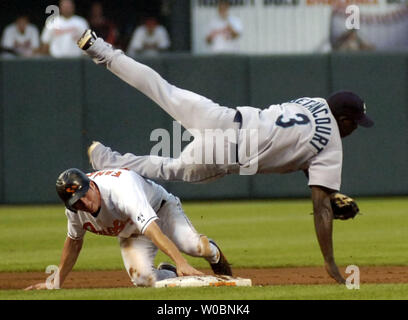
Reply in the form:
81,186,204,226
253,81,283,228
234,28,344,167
0,53,407,203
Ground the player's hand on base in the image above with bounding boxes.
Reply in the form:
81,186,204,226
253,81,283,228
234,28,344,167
325,261,346,284
24,282,48,290
176,262,204,277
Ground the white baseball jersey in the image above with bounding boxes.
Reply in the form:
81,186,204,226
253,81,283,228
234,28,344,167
41,15,88,57
1,23,40,56
127,25,170,56
66,169,170,240
206,14,243,53
237,97,342,191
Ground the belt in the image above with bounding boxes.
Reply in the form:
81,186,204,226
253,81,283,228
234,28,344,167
233,110,243,129
159,199,166,210
233,111,242,163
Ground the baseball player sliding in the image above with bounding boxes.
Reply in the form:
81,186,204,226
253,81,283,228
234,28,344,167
25,168,231,290
76,30,374,284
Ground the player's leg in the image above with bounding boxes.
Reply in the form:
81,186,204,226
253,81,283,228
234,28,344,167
119,236,177,287
89,140,236,183
79,31,237,132
156,195,232,275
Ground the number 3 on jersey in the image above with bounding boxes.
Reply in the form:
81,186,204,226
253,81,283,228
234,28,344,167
276,113,310,128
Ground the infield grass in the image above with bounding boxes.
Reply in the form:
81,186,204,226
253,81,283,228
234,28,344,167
1,197,407,272
1,198,408,300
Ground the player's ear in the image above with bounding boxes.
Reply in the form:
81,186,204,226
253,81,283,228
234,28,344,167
91,181,101,198
336,116,349,128
90,181,98,191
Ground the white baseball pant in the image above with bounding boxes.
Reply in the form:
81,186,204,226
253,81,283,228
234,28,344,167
87,38,240,183
119,195,219,287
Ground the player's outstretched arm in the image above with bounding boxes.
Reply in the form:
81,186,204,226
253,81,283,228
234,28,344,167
24,237,83,290
144,221,204,277
311,186,346,284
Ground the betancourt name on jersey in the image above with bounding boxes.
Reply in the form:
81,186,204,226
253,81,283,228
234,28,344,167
291,97,332,154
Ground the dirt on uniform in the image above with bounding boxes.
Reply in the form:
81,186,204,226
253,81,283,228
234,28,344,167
1,266,408,290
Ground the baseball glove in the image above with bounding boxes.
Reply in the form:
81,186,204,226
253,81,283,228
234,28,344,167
330,193,360,220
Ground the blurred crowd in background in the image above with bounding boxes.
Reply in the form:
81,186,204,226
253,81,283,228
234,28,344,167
0,0,175,58
1,0,407,58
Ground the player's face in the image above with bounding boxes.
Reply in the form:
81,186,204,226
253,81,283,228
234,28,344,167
338,117,358,138
60,0,75,18
218,3,229,18
72,182,101,214
16,17,29,33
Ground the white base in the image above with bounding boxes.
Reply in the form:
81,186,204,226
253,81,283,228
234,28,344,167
154,275,252,288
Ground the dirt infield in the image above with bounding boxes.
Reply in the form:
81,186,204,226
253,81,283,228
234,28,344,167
1,266,408,290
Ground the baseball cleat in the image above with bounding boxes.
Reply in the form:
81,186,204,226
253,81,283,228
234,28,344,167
77,29,97,50
158,262,177,275
87,141,101,163
208,239,232,276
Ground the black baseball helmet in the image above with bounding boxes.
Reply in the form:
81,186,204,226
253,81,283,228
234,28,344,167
56,168,90,213
327,91,374,128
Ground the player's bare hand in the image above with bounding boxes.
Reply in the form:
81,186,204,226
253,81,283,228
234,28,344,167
325,261,346,284
176,262,204,277
24,282,48,290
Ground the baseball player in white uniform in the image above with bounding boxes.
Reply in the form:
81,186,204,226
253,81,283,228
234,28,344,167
205,0,243,53
76,30,374,284
25,168,231,290
40,0,88,58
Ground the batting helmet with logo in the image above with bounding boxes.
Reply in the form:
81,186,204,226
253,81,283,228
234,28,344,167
56,168,90,213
